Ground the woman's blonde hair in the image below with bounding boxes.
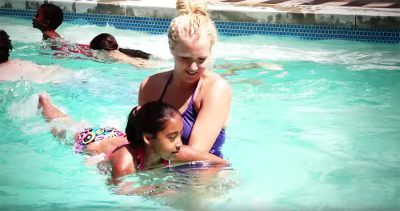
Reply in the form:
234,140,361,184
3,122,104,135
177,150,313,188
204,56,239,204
168,0,217,50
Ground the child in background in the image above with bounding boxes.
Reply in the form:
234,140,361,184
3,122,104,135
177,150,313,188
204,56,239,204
90,33,152,68
31,4,151,64
31,3,95,57
0,29,12,64
32,3,64,40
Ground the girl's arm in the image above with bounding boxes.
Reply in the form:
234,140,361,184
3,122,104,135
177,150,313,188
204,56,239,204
109,147,136,180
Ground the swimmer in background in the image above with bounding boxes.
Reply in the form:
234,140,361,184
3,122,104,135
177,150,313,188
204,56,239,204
215,62,283,77
89,33,153,68
32,3,63,40
38,94,227,181
214,61,284,85
31,3,92,57
31,4,151,65
0,29,75,84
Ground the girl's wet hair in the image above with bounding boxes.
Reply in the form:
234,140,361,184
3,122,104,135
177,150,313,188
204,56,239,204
90,33,118,51
125,101,181,148
90,33,151,60
118,48,151,60
39,3,64,30
0,29,12,63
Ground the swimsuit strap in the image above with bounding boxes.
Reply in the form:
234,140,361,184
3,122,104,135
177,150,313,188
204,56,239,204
190,80,199,103
158,73,173,101
183,80,199,114
159,72,199,104
106,142,130,159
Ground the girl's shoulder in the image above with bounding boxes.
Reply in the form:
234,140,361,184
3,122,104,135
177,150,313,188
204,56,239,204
109,145,137,178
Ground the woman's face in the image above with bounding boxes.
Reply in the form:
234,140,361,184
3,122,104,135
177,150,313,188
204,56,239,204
171,35,212,83
152,114,183,161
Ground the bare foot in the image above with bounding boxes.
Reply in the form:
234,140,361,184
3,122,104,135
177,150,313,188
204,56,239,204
38,93,68,121
38,93,50,109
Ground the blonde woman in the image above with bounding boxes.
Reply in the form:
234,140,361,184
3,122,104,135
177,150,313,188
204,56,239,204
138,0,231,158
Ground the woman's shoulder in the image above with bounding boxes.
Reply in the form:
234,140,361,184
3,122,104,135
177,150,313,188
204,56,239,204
202,71,231,92
141,70,171,88
148,70,171,80
139,71,172,103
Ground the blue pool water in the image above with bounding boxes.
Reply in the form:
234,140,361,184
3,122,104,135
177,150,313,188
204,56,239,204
1,16,400,210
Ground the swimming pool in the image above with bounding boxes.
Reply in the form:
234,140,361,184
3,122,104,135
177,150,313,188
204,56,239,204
1,15,400,210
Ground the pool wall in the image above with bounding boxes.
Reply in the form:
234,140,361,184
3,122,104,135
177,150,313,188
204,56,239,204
0,0,399,43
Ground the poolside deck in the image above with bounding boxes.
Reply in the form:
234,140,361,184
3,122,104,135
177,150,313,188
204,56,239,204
210,0,400,9
0,0,399,29
207,0,400,28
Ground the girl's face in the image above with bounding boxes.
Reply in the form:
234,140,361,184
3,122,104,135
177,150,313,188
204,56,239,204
32,8,47,30
152,114,183,161
171,35,212,84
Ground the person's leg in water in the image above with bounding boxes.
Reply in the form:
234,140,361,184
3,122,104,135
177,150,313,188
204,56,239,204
38,93,73,139
39,93,101,165
38,93,128,156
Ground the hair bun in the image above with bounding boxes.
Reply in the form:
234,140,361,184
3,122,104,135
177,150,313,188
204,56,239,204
176,0,207,16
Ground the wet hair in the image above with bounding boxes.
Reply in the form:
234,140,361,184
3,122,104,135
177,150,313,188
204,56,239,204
168,0,217,50
119,48,151,60
39,3,64,30
90,33,118,51
125,101,181,148
0,29,12,63
90,33,151,60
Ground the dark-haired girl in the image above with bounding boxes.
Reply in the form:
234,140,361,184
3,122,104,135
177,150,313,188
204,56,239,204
38,94,227,179
90,33,152,68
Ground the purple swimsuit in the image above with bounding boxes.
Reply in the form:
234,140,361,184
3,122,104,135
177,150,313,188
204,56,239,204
159,74,225,158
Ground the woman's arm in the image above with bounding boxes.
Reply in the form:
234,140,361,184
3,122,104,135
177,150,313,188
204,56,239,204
189,74,232,153
174,145,228,165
